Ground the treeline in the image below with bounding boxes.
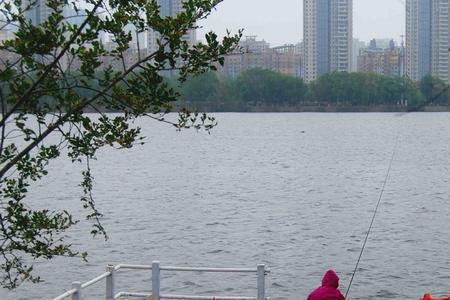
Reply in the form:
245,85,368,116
174,69,450,112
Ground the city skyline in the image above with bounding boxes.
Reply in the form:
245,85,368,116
197,0,405,46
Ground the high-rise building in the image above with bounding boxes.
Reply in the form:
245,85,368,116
147,0,196,54
406,0,450,82
431,0,450,82
0,18,8,44
21,0,84,26
330,0,353,72
22,0,52,25
302,0,352,82
303,0,329,82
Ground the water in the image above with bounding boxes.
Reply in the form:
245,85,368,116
2,113,450,300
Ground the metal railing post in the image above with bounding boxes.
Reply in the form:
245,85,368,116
71,281,82,300
152,261,160,300
257,264,265,300
106,265,115,300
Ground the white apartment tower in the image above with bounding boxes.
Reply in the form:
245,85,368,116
21,0,83,26
406,0,450,82
147,0,197,54
431,0,450,82
303,0,353,82
22,0,52,25
330,0,353,72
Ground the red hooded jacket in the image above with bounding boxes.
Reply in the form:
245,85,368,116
307,270,345,300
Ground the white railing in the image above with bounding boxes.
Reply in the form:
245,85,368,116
50,261,270,300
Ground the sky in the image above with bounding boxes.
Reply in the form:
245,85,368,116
197,0,405,47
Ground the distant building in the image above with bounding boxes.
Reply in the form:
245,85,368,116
406,0,450,82
294,42,303,77
357,40,384,75
352,39,366,72
357,39,403,77
329,0,353,72
21,0,83,25
384,40,403,77
302,0,353,82
147,0,196,54
0,16,20,69
374,39,395,50
18,0,86,69
271,44,302,76
239,36,270,54
431,0,450,82
0,28,8,44
222,54,243,79
68,0,196,74
21,0,52,25
98,41,147,71
145,0,197,77
0,27,13,69
295,42,303,56
220,36,302,79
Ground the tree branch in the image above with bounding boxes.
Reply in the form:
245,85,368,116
0,43,167,179
0,0,104,128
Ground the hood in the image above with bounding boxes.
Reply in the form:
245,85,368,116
321,269,340,288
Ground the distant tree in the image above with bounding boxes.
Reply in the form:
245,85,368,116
309,72,353,104
419,75,449,105
401,77,424,107
181,71,222,104
178,69,435,110
235,69,307,105
0,0,241,288
310,72,423,107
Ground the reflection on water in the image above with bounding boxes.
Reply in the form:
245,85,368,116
2,113,450,300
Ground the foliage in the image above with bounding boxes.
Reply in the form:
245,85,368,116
181,71,222,104
179,69,308,109
308,72,424,106
235,69,307,105
179,70,450,111
0,0,241,288
419,75,450,105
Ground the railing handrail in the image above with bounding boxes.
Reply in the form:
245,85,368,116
161,266,262,273
114,291,151,298
160,294,259,300
115,263,152,271
114,292,265,300
114,264,270,273
51,288,77,300
81,271,111,289
50,261,269,300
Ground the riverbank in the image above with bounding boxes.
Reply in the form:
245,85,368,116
178,103,450,113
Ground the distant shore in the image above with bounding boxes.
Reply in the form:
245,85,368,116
78,104,450,113
178,103,450,113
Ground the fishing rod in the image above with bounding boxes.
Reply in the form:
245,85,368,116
344,78,450,299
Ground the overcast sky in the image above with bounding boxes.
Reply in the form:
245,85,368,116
197,0,405,46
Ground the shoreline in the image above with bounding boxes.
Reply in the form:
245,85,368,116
6,105,449,114
176,104,450,113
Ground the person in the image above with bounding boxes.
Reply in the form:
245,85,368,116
307,269,345,300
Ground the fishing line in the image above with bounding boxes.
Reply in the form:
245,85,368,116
344,75,450,298
345,135,399,299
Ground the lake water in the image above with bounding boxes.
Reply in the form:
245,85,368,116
2,113,450,300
